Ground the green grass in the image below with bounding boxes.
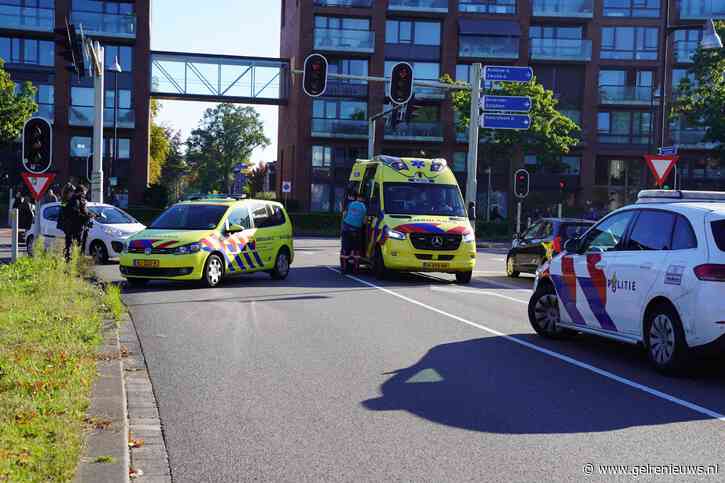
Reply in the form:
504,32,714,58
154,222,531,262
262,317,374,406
0,246,116,482
92,456,116,464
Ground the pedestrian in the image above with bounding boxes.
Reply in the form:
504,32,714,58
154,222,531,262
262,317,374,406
64,185,94,261
43,187,59,204
12,191,34,243
340,192,367,272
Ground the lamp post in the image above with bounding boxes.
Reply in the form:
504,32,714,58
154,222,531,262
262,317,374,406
659,8,722,189
110,55,122,201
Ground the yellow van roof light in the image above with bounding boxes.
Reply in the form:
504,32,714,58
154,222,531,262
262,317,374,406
376,154,408,171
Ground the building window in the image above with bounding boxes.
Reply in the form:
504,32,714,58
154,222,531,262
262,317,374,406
459,0,516,15
105,89,132,109
603,0,660,17
601,27,658,60
70,136,92,157
314,15,369,31
385,20,440,46
104,137,131,159
530,25,583,40
328,59,367,82
674,29,701,63
313,99,367,120
311,183,332,212
312,145,332,168
672,68,697,92
524,154,581,175
73,0,134,15
71,87,95,107
103,44,132,71
452,152,466,172
0,37,53,66
597,111,653,144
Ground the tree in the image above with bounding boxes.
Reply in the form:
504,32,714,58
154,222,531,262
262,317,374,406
246,162,268,196
160,130,188,201
444,74,580,169
672,21,725,160
149,99,171,184
0,59,37,145
186,104,269,193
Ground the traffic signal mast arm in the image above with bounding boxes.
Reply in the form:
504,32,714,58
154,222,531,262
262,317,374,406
292,69,470,92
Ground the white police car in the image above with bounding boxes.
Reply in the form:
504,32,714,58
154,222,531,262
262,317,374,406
529,190,725,374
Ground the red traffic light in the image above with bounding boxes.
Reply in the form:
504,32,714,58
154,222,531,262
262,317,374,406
303,53,328,97
22,118,53,174
390,62,414,105
514,169,529,199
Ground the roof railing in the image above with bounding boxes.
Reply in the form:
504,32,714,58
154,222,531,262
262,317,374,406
637,190,725,203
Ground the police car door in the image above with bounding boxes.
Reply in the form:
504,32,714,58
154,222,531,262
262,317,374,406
608,209,677,336
569,210,636,333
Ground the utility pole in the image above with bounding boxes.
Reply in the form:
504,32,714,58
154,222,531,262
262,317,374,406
88,40,104,203
465,63,481,222
368,118,375,159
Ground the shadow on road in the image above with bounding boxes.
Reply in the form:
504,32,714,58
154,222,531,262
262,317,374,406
362,336,725,433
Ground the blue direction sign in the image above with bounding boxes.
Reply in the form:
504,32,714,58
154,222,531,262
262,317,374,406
480,113,531,130
481,95,532,113
483,65,533,83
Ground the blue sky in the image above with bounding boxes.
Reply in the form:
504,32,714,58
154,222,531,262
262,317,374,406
151,0,281,164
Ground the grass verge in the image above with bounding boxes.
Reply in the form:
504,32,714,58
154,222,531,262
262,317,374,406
0,245,122,482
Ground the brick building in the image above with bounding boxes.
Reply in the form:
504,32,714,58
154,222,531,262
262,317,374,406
279,0,723,217
1,0,150,207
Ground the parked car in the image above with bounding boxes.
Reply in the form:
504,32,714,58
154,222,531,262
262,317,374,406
506,218,594,277
26,202,146,263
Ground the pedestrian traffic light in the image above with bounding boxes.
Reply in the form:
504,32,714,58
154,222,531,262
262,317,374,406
55,18,85,78
22,118,52,174
514,169,530,199
303,53,328,97
389,62,414,105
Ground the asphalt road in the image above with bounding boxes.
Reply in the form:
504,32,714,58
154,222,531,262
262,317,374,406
96,238,725,482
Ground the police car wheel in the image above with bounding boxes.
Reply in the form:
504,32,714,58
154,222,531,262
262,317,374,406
202,254,225,288
645,305,688,374
506,256,519,278
528,284,572,339
90,241,108,265
271,249,290,280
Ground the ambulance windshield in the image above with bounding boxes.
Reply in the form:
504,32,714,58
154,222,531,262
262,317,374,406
383,183,465,217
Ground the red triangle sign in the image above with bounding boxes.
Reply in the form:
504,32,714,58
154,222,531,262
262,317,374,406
644,154,678,187
21,172,56,201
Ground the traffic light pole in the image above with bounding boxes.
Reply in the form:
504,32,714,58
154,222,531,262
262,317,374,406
466,63,482,225
90,42,104,203
367,104,406,158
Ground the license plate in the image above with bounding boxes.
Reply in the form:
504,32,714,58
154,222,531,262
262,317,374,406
422,262,450,270
133,259,159,268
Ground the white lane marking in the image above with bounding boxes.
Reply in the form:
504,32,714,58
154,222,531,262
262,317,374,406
430,285,529,304
326,266,725,422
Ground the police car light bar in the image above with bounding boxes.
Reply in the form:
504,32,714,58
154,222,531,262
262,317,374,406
637,190,725,203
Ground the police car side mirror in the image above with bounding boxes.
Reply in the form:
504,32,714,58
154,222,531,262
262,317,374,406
227,223,245,234
564,237,579,253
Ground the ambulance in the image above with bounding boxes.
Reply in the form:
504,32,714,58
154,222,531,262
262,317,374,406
348,155,476,283
529,190,725,374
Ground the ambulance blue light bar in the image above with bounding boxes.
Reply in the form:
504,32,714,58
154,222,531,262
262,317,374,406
637,190,725,203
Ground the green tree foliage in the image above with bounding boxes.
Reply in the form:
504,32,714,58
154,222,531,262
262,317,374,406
186,104,269,193
672,21,725,159
160,130,188,202
0,59,37,145
444,74,580,168
149,99,171,184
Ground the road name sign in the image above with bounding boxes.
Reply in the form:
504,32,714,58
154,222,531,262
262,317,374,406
644,154,679,187
481,95,532,113
21,172,56,201
483,66,533,83
481,113,531,130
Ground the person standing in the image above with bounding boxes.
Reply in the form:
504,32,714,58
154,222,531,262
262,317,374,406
340,192,367,269
12,191,34,243
64,185,93,261
43,188,58,204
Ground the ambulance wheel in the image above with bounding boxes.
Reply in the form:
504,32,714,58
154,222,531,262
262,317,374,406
126,278,148,288
528,283,574,339
271,248,290,280
645,303,689,375
506,256,519,278
202,253,225,288
455,271,472,284
372,247,388,280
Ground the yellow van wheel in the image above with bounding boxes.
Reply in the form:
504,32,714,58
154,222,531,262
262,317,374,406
372,247,389,280
455,271,472,284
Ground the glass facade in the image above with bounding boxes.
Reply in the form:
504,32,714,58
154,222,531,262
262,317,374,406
459,0,516,14
385,20,441,46
0,36,53,65
597,111,653,144
601,26,658,60
314,16,374,53
531,0,593,17
0,0,54,31
603,0,660,17
71,0,136,37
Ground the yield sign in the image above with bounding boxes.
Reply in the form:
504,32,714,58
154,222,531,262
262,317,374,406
644,154,679,187
21,172,55,201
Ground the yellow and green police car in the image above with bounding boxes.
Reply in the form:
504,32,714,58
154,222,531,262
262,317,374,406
119,198,294,288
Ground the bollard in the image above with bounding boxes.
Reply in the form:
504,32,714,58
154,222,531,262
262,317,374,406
10,208,18,263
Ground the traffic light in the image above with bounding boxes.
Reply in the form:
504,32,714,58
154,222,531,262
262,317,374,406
389,62,414,105
303,53,328,97
22,118,53,174
514,169,530,198
404,95,422,123
559,178,566,192
55,18,85,78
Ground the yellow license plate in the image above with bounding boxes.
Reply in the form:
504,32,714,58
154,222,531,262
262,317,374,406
422,262,450,270
133,259,159,268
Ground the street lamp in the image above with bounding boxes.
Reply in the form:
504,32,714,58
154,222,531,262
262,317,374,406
659,11,722,189
110,55,122,202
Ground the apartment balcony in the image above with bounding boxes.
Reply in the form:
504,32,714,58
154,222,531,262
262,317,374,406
679,0,725,20
459,36,519,59
459,0,516,14
598,133,651,145
531,0,593,18
314,28,375,53
415,85,446,100
314,0,373,7
311,118,368,139
71,11,136,38
530,38,592,61
388,0,448,13
599,86,657,106
0,5,53,31
69,107,136,128
324,80,368,98
671,129,719,149
674,41,697,63
385,122,443,142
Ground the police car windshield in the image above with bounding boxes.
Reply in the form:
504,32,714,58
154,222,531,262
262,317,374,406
712,220,725,252
89,206,136,225
150,204,228,230
383,183,466,217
